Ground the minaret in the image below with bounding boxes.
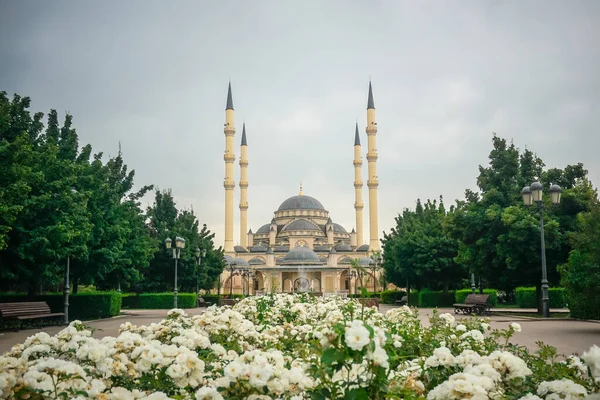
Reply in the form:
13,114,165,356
223,82,235,253
353,122,364,246
239,123,249,248
366,81,380,251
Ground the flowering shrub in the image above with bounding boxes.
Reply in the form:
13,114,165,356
1,293,599,399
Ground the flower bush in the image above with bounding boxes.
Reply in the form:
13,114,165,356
1,293,599,399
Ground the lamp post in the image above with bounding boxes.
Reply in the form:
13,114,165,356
471,272,476,294
226,259,237,297
370,254,383,295
348,269,358,296
520,181,562,318
64,256,70,325
165,236,186,308
195,248,207,297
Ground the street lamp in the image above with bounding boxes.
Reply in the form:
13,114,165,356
226,259,238,297
165,236,186,308
195,248,207,297
520,181,562,318
370,254,383,295
64,256,70,325
241,267,257,296
348,269,358,296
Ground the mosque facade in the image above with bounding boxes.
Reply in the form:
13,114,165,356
219,82,382,295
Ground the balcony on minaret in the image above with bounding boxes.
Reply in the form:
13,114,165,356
354,201,364,210
239,180,248,188
353,159,363,166
353,181,363,188
239,158,249,167
239,201,248,210
224,151,235,162
223,178,235,189
366,124,377,135
367,177,379,188
224,125,235,136
366,151,378,161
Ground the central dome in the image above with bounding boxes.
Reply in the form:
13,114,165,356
281,246,321,264
278,195,325,211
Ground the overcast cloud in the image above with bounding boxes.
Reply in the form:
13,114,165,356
1,0,599,247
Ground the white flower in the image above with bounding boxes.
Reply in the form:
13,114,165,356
224,361,247,379
582,345,600,378
249,367,272,387
460,329,485,342
518,395,543,400
425,347,455,368
510,322,522,332
456,324,467,332
488,351,532,380
537,378,587,398
344,321,371,351
481,323,490,330
195,386,224,400
439,313,456,326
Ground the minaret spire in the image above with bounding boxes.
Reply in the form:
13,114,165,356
353,122,364,246
299,182,303,196
223,82,236,253
239,122,249,248
367,81,375,110
226,81,234,110
366,81,380,251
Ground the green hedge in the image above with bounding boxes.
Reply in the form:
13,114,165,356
122,293,197,309
418,290,456,307
455,289,498,307
0,292,121,320
379,290,407,304
515,287,566,308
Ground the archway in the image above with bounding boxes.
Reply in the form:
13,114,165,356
293,277,310,293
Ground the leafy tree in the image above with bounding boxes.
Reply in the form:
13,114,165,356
382,197,464,292
143,189,224,293
559,200,600,319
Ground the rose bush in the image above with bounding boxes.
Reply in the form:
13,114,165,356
0,293,599,399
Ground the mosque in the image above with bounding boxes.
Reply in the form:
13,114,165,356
219,82,382,295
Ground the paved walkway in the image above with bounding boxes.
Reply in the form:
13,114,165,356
1,307,598,356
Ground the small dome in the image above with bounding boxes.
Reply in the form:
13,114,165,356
356,244,370,252
248,257,265,265
281,246,321,264
234,257,250,267
282,219,321,232
338,257,353,264
274,245,290,252
278,195,325,211
334,242,352,252
358,257,374,266
234,245,248,253
313,245,330,252
256,224,271,234
332,223,348,234
250,243,268,253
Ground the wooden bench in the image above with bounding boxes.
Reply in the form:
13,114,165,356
453,294,491,316
0,302,65,330
395,296,409,306
197,297,207,307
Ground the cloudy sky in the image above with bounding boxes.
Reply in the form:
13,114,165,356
1,1,599,248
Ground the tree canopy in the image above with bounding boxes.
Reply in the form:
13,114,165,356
382,135,598,297
0,91,224,294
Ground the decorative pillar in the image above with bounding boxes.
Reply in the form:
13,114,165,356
239,123,249,247
366,81,380,251
223,82,236,253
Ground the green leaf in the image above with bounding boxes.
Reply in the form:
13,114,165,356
344,388,368,400
322,347,346,366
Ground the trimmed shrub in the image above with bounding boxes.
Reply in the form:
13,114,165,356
0,292,121,320
122,293,197,309
201,295,221,305
515,287,566,308
418,290,455,307
455,289,498,307
379,290,407,304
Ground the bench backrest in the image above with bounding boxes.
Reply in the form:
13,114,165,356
0,302,52,318
464,294,490,305
400,296,408,302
